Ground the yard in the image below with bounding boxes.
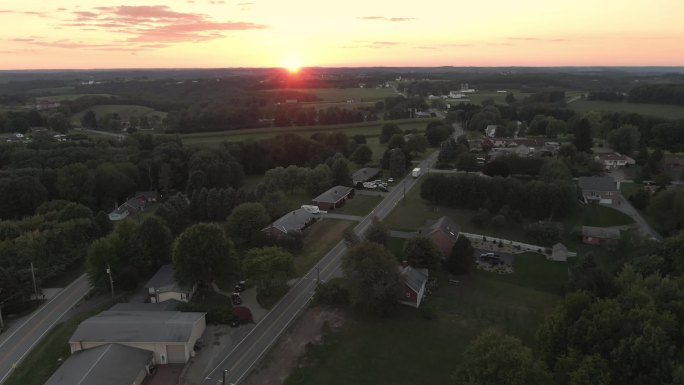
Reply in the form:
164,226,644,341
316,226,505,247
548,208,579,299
4,299,119,385
571,204,633,227
284,269,561,385
295,219,355,275
333,195,383,216
481,252,568,295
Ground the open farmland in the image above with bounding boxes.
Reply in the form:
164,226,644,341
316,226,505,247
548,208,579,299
569,100,684,119
35,93,113,102
70,104,167,127
181,118,433,146
275,87,398,102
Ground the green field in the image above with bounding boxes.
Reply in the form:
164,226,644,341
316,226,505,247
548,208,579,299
466,90,530,105
573,204,634,227
569,100,684,120
296,219,355,275
181,119,433,147
70,105,167,127
285,268,561,385
272,87,397,102
333,195,383,216
35,93,113,102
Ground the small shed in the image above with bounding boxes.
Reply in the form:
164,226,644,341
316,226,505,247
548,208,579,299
550,243,569,262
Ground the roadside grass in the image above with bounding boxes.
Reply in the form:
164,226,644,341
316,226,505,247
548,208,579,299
70,105,167,127
295,219,355,276
4,299,119,385
256,284,290,310
35,93,113,102
284,269,561,385
42,259,85,288
568,100,684,120
181,119,434,147
333,195,383,217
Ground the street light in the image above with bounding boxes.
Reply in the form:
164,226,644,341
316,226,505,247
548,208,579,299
106,265,114,299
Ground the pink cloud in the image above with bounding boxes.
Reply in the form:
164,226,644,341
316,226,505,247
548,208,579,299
389,17,415,22
359,16,416,22
62,5,267,43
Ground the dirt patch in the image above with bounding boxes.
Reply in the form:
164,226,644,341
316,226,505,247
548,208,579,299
241,306,346,385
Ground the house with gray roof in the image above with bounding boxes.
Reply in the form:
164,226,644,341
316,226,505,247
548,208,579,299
44,344,154,385
400,265,429,308
312,185,354,210
578,176,618,205
264,208,318,238
144,264,196,304
108,191,159,221
352,167,381,186
69,310,206,364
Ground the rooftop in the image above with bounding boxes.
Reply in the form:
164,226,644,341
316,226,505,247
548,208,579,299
144,265,191,293
578,176,617,192
70,310,205,344
270,208,316,234
582,226,621,239
423,216,460,242
400,266,429,293
44,344,152,385
312,185,354,204
352,167,381,182
110,300,181,312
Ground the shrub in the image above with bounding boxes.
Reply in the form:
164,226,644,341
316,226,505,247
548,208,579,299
177,302,235,324
314,280,350,306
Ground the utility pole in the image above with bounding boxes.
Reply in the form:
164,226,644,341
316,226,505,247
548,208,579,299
30,262,38,300
316,266,321,285
106,265,114,299
222,369,228,384
0,288,4,331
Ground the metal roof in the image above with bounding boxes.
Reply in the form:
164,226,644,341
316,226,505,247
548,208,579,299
44,344,152,385
144,265,191,293
110,300,180,312
424,216,461,242
351,167,381,182
578,176,617,192
400,266,429,293
69,310,205,344
270,208,316,234
312,185,353,204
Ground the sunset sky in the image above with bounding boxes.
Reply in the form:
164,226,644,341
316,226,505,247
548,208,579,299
1,0,683,69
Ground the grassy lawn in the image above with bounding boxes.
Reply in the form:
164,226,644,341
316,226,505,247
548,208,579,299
386,237,407,260
333,195,383,216
285,269,561,385
257,284,290,310
573,204,633,227
4,299,118,385
295,219,355,275
70,105,167,127
182,119,433,147
569,100,684,120
482,252,568,295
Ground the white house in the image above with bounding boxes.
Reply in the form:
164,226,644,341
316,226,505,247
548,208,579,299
485,125,497,138
145,265,197,303
69,310,206,365
596,153,635,170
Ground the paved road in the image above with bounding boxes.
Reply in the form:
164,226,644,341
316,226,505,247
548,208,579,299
0,274,90,384
201,152,439,385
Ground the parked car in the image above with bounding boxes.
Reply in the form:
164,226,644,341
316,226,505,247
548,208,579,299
231,293,242,305
234,280,246,292
387,178,394,183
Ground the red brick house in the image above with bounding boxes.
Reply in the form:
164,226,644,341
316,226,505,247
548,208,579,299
312,186,354,211
582,226,620,246
399,265,428,308
421,216,461,258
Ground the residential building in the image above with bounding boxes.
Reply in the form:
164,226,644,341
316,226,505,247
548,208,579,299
108,191,159,221
144,265,196,304
582,226,620,245
264,208,318,238
312,185,354,210
44,344,154,385
352,167,381,186
69,310,206,364
400,265,428,308
578,176,618,205
420,216,460,257
596,153,635,170
485,125,497,138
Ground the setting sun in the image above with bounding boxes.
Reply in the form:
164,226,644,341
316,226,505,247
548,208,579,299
282,56,303,74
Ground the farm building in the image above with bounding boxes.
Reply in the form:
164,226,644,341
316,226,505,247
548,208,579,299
352,167,381,186
400,265,429,308
420,216,461,257
144,265,196,304
44,344,154,385
312,185,354,210
578,176,618,205
263,208,318,238
582,226,620,246
69,310,206,365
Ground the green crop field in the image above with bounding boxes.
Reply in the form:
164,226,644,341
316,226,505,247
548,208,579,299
70,105,167,127
273,87,397,102
181,119,433,147
35,93,113,102
569,100,684,120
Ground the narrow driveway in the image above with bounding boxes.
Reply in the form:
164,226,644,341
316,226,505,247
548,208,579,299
0,274,90,384
614,194,663,241
200,151,439,385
